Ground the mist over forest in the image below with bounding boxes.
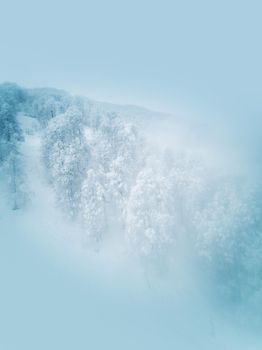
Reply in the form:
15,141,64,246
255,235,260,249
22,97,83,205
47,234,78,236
1,82,262,349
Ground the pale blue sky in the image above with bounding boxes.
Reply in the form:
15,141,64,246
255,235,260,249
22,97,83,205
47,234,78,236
1,0,262,116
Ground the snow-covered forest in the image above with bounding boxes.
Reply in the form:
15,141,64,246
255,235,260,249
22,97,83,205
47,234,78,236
1,82,262,325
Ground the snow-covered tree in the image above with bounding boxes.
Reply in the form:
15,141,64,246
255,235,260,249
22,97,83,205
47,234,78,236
43,106,89,218
125,159,174,255
0,83,26,162
0,83,27,209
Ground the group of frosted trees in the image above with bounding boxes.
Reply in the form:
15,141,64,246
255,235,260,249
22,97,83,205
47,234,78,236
41,95,262,308
23,88,73,126
43,105,144,243
194,181,262,304
1,82,262,309
0,83,27,209
42,100,207,254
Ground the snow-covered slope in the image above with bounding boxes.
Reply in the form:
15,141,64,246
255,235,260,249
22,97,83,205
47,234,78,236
1,82,262,325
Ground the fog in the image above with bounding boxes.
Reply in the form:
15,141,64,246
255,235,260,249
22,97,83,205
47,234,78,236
1,84,262,349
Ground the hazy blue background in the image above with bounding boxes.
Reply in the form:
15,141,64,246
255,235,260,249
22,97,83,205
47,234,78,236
1,0,262,116
1,1,262,349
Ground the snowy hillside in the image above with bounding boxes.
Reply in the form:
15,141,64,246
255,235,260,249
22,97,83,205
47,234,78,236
1,82,262,323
